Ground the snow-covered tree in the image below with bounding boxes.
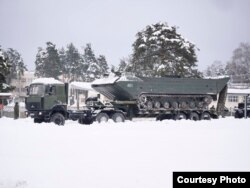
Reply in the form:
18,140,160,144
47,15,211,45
35,42,62,79
97,55,109,74
0,47,13,92
203,61,226,77
82,44,97,81
58,47,67,81
34,47,46,78
225,43,250,83
5,48,27,84
83,44,109,81
64,43,83,81
117,57,134,73
129,22,201,77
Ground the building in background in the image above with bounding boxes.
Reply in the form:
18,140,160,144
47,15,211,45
10,71,37,101
224,82,250,116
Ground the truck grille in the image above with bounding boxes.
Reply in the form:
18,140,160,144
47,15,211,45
26,102,41,110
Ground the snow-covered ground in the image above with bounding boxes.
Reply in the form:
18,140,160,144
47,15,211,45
0,117,250,188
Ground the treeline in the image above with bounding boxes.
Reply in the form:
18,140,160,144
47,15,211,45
203,43,250,83
1,21,250,93
0,47,27,92
35,42,109,82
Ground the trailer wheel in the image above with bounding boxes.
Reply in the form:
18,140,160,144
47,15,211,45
175,112,187,120
112,113,125,123
50,112,65,125
96,112,109,123
189,112,200,121
201,112,211,120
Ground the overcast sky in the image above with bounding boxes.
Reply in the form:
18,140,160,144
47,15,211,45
0,0,249,71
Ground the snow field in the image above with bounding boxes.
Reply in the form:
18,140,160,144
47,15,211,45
0,117,250,188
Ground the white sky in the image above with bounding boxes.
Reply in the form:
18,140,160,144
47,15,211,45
0,0,249,71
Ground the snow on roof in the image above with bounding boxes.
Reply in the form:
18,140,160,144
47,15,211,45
0,93,12,96
228,88,250,95
204,76,230,79
70,81,93,91
32,78,63,85
92,73,119,85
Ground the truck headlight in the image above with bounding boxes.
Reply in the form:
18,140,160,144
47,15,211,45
39,112,43,115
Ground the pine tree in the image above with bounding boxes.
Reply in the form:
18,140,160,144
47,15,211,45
0,47,12,92
64,43,82,81
35,42,62,79
129,22,201,77
5,48,27,84
83,44,99,81
97,55,109,75
58,47,67,81
35,47,46,77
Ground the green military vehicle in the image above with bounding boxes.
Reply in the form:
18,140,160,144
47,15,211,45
25,78,69,125
25,74,230,125
90,73,229,121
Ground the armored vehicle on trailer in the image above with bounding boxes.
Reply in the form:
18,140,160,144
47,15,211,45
90,73,229,121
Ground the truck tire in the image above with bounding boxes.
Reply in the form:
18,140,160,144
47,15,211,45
96,112,109,123
112,113,125,123
50,112,65,125
189,112,199,121
201,112,211,120
175,112,187,120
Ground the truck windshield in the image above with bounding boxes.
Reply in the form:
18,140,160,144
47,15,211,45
29,84,45,96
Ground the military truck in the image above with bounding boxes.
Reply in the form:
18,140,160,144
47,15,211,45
25,78,69,125
25,74,230,125
25,77,126,125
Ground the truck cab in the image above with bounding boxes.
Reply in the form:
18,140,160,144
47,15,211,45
25,78,68,125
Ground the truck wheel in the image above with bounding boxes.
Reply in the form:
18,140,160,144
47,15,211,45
189,112,200,121
112,113,125,123
175,112,187,120
50,113,65,125
201,112,211,120
96,112,109,123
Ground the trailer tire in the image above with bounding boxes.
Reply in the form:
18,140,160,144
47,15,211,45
112,113,125,123
50,112,65,125
175,112,187,120
189,112,200,121
201,112,211,120
96,112,109,123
